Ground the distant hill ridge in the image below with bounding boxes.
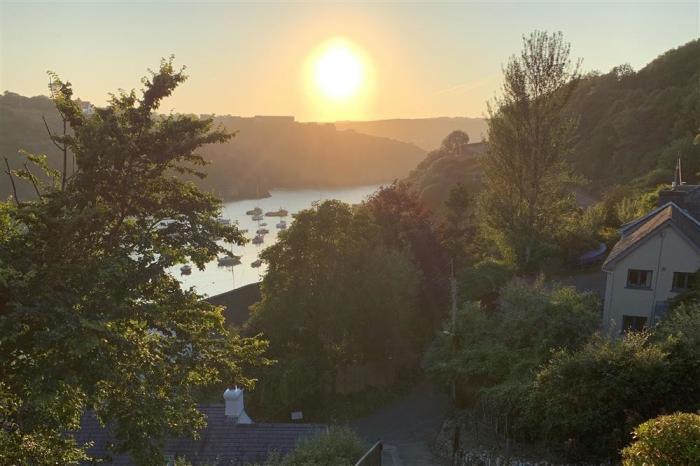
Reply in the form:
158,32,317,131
335,117,488,151
0,95,430,201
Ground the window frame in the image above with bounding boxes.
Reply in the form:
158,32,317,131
626,269,653,290
621,315,648,334
671,271,694,291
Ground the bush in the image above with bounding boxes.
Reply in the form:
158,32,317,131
528,332,673,459
622,412,700,466
654,303,700,409
278,427,365,466
457,259,513,304
424,279,599,411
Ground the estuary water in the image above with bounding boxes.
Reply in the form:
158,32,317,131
170,184,382,297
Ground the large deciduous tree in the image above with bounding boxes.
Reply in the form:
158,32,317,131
0,59,268,465
365,183,450,333
247,200,421,416
480,31,581,271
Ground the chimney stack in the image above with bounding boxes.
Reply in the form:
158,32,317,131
673,157,683,188
223,387,253,424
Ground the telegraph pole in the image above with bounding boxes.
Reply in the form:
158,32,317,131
450,259,457,403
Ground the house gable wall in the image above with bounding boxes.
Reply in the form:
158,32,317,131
603,225,700,334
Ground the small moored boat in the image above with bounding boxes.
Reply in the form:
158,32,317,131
217,254,241,266
256,228,269,235
246,207,262,216
265,208,288,217
251,259,262,268
276,220,287,229
252,235,264,245
180,265,192,275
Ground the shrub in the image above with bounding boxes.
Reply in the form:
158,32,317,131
654,303,700,409
528,332,673,460
424,279,599,412
622,412,700,466
279,427,365,466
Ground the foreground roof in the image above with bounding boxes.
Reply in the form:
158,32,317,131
603,202,700,270
75,405,326,465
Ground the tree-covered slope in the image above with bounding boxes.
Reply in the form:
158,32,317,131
0,94,426,201
567,39,700,189
404,131,486,213
405,40,700,216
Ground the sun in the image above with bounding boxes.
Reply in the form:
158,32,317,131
313,39,365,100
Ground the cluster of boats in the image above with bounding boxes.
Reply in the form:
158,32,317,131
247,205,289,245
179,207,290,275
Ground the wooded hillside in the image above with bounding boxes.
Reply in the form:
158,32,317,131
0,94,425,201
567,39,700,189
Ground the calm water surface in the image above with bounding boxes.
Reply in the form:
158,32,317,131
171,184,382,297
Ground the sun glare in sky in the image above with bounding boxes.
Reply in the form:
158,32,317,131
305,37,373,120
314,40,364,100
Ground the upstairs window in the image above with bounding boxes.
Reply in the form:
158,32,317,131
672,272,694,291
627,269,652,289
622,315,648,333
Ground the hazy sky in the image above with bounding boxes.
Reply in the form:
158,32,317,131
1,1,698,121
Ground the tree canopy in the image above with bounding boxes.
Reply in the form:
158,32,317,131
479,31,581,271
0,59,268,465
246,198,424,417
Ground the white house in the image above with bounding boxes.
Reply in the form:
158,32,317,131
602,166,700,335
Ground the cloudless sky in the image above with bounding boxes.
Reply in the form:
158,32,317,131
1,1,698,121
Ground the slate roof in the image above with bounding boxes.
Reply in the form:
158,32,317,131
205,282,261,328
74,405,326,465
603,202,700,270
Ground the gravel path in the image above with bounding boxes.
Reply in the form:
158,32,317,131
352,383,448,466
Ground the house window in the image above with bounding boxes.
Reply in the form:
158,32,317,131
627,269,653,289
622,315,648,333
672,272,694,291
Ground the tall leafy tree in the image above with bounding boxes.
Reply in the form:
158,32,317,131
365,183,450,332
480,31,581,271
0,59,268,465
247,200,421,416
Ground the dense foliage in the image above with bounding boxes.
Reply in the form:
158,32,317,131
426,282,700,461
528,303,700,460
567,40,700,190
621,412,700,466
364,183,450,332
0,61,268,465
274,427,365,466
247,184,447,418
424,279,599,412
246,200,420,416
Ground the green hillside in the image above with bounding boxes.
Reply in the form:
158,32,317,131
405,39,700,213
568,39,700,189
405,132,486,213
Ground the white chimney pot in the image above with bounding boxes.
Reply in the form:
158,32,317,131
223,386,253,424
